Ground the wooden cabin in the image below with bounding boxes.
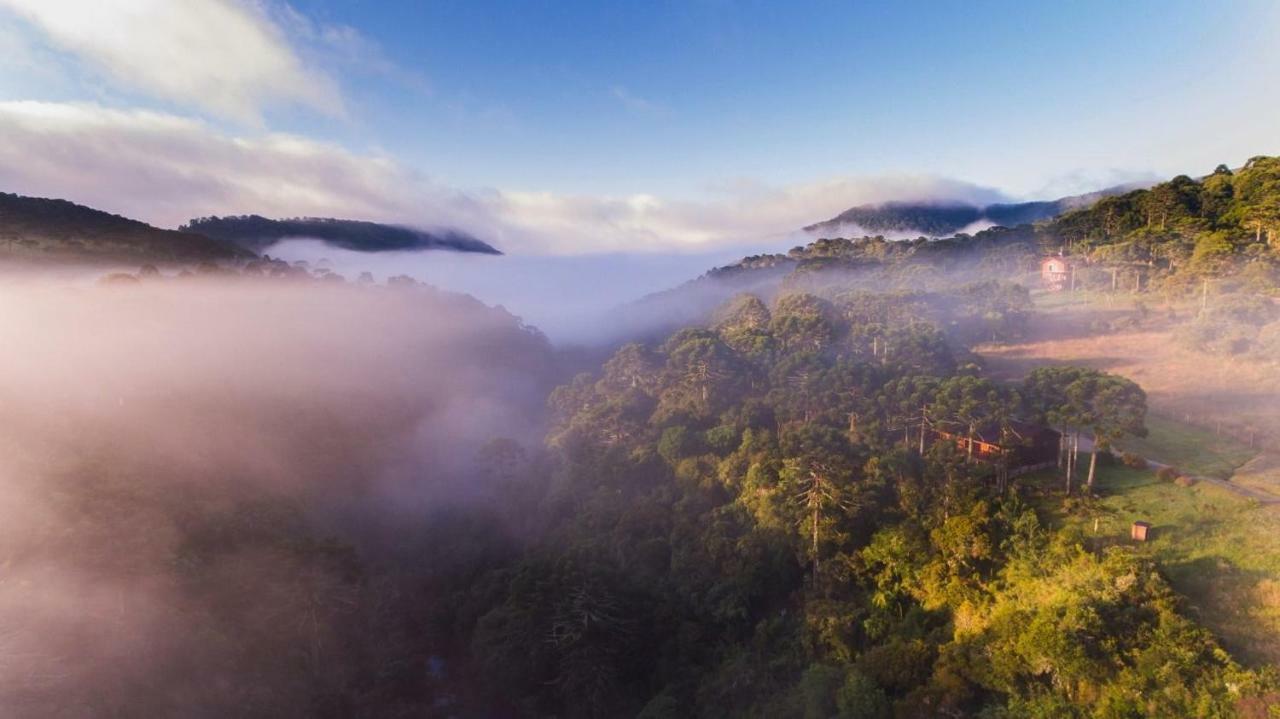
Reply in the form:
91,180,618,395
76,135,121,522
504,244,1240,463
931,420,1060,472
1131,521,1152,542
1040,256,1070,291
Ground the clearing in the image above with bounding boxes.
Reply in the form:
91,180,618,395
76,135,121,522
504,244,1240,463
1027,463,1280,667
979,289,1280,498
999,288,1280,665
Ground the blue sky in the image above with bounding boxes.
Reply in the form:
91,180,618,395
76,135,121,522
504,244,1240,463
0,0,1276,253
280,0,1279,195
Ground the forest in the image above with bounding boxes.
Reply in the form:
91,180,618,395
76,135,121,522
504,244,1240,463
2,158,1279,719
440,286,1274,717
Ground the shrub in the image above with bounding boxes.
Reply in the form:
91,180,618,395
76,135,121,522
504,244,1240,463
1120,452,1147,469
1156,466,1180,482
1175,476,1197,488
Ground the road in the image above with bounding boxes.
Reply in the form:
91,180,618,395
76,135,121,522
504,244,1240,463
1074,435,1280,505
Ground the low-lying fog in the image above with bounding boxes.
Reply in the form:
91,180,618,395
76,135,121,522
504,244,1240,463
0,278,559,715
264,239,778,344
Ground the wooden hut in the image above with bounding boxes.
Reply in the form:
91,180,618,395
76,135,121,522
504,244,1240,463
1131,521,1152,542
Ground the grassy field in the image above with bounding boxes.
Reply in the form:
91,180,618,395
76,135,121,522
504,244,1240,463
1026,463,1280,667
986,288,1280,664
1114,414,1256,479
980,291,1280,447
1234,453,1280,494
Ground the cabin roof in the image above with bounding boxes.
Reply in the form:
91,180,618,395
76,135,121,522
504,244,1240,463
936,419,1057,446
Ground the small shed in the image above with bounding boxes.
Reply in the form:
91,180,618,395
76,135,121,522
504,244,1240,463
1131,521,1152,542
1040,256,1071,291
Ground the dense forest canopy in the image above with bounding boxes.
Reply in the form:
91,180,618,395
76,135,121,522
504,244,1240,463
433,282,1277,717
621,157,1280,347
182,215,501,255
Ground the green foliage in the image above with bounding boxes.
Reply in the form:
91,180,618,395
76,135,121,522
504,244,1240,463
448,280,1270,715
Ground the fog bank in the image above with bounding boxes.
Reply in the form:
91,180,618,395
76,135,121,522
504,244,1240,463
263,239,776,344
0,278,557,715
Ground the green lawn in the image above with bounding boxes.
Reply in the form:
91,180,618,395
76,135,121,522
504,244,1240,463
1025,463,1280,667
1114,414,1256,479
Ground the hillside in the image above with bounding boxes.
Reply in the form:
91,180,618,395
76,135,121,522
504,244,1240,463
1044,157,1280,256
183,215,502,254
804,186,1135,238
0,193,252,263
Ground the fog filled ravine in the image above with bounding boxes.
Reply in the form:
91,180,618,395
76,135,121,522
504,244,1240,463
0,278,564,716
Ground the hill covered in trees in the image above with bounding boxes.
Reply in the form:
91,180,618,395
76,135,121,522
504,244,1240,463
183,215,501,254
427,282,1278,716
0,192,252,263
803,186,1133,239
622,157,1280,345
1044,156,1280,270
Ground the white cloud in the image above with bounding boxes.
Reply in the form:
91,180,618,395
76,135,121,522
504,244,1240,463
0,0,342,123
488,175,1006,252
0,101,453,224
0,101,1009,255
609,85,668,116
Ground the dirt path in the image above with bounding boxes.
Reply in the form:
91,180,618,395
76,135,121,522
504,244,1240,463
1141,455,1280,504
1074,435,1280,504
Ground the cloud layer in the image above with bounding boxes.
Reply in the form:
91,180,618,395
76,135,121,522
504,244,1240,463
0,2,1017,255
0,101,1008,255
0,0,341,123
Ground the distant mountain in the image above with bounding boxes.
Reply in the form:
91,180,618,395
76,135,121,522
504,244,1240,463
804,186,1136,239
0,192,252,263
183,215,501,255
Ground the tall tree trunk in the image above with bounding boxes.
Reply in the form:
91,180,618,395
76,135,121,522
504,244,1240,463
1086,434,1099,493
967,422,975,461
919,406,927,455
812,505,820,575
1066,431,1078,494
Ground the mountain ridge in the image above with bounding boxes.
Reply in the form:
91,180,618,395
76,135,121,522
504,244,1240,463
0,192,253,263
804,184,1141,238
182,215,502,255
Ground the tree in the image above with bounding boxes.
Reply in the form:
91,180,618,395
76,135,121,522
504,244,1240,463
1024,367,1147,493
771,293,841,354
600,343,662,394
1023,366,1093,494
931,376,1017,464
785,457,855,576
1069,373,1147,491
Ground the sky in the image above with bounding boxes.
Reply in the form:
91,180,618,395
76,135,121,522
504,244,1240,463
0,0,1277,255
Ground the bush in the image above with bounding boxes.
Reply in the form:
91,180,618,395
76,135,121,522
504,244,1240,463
1175,476,1197,488
703,425,741,455
1156,466,1180,482
658,425,701,465
1120,452,1147,469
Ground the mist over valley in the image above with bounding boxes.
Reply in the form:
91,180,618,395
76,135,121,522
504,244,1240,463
2,2,1280,717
